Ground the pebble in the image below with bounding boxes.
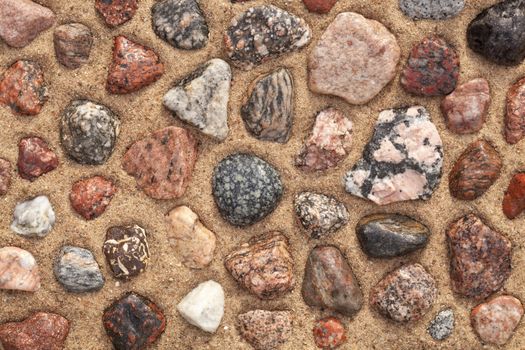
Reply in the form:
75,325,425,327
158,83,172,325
165,205,216,269
0,158,11,195
70,176,116,220
503,173,525,219
11,196,55,238
212,153,283,226
295,107,353,172
344,106,443,205
103,292,166,350
467,0,525,66
224,5,311,70
505,76,525,144
122,126,198,199
0,246,40,292
0,0,55,48
95,0,137,27
449,140,502,200
294,191,349,239
60,99,120,165
163,59,231,141
370,263,437,322
151,0,209,50
356,213,430,258
0,312,69,350
303,0,338,13
225,231,295,299
427,308,455,341
471,295,524,346
17,136,58,181
238,310,292,350
177,280,225,333
441,78,491,134
0,60,48,116
401,35,459,96
400,0,465,20
309,12,400,105
241,68,294,143
53,23,93,69
103,224,150,279
447,214,512,300
313,317,346,349
302,245,363,316
54,246,105,293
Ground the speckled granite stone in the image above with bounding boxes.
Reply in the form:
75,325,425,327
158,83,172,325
54,246,105,293
0,158,11,195
313,317,347,349
428,308,455,341
400,0,465,20
238,310,293,350
505,76,525,144
17,136,59,181
95,0,137,27
503,172,525,219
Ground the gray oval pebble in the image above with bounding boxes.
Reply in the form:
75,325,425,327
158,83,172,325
400,0,465,20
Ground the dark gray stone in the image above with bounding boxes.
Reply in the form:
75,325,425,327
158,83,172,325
428,308,455,341
294,192,348,239
400,0,464,20
54,246,104,293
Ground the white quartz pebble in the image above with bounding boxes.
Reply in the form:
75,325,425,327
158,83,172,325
11,196,55,237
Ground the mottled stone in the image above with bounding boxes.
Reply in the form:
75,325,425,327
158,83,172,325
11,196,55,238
224,5,311,70
447,214,512,300
122,126,198,200
17,136,58,181
0,158,11,195
95,0,137,27
238,310,292,350
505,76,525,144
212,153,282,226
313,317,346,349
303,0,338,13
70,176,116,220
503,173,525,219
163,59,231,141
53,23,93,69
428,308,455,341
54,246,104,293
344,106,443,205
400,0,465,20
0,246,40,292
302,245,363,316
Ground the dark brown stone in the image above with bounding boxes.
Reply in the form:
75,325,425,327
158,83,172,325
17,136,59,181
70,176,116,220
0,158,12,195
503,173,525,219
238,310,292,350
53,23,93,69
505,76,525,144
95,0,137,27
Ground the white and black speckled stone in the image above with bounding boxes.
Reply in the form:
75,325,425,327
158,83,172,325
428,308,455,341
294,192,348,239
54,246,105,293
212,153,283,226
400,0,464,20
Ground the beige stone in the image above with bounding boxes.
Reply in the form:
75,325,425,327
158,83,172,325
0,247,40,292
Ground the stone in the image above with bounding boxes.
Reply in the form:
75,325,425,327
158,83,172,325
212,153,283,226
295,108,353,172
17,136,58,181
60,99,120,165
0,158,11,195
447,214,512,300
344,106,443,205
303,0,338,13
503,173,525,219
401,36,459,96
54,246,105,293
151,0,209,50
241,68,294,143
103,224,150,279
95,0,137,27
238,310,292,350
103,292,166,350
0,312,69,350
294,191,349,239
505,76,525,144
449,140,502,200
467,0,525,66
225,231,295,300
309,12,400,105
0,246,40,292
356,213,430,258
0,0,55,48
177,280,225,333
11,196,55,238
370,263,437,323
165,205,216,269
441,78,491,134
313,317,346,349
0,60,48,116
53,23,93,69
471,295,524,346
70,176,116,220
428,308,455,341
122,126,198,200
302,245,363,316
163,59,231,141
224,5,311,70
400,0,465,20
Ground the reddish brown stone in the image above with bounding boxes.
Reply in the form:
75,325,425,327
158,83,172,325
313,317,346,349
0,60,48,116
503,173,525,219
95,0,137,27
0,312,69,350
107,35,164,94
17,136,58,181
303,0,338,13
70,176,116,220
53,23,93,69
238,310,292,350
0,158,12,195
505,76,525,144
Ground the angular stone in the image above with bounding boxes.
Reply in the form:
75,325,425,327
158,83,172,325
241,68,293,143
238,310,292,350
441,78,491,134
163,59,231,141
53,23,93,69
224,5,311,70
165,205,216,269
11,196,55,238
505,76,525,144
103,292,166,350
0,158,11,195
428,308,455,341
302,245,363,316
17,136,58,181
225,232,294,300
313,317,346,349
54,246,105,293
70,176,116,220
303,0,338,13
152,0,209,50
122,126,198,200
447,214,512,300
449,140,502,200
95,0,137,27
400,0,465,20
0,246,40,292
295,108,352,172
344,106,443,205
503,173,525,219
401,36,459,96
309,12,400,105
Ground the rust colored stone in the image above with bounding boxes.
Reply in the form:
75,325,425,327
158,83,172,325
313,317,347,349
506,76,525,144
17,136,58,181
53,23,93,69
503,173,525,219
70,176,116,220
303,0,338,13
0,158,12,195
95,0,137,27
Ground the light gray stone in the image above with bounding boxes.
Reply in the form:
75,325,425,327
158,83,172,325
11,196,55,238
428,308,455,341
400,0,465,20
54,246,105,293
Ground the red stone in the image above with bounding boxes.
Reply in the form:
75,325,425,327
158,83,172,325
70,176,116,220
303,0,338,13
0,158,11,195
95,0,137,27
503,173,525,219
17,136,58,181
505,76,525,144
313,317,347,349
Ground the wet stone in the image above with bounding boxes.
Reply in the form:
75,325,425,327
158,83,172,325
0,158,11,195
54,246,105,293
0,246,40,292
53,23,93,69
505,76,525,144
95,0,137,27
238,310,292,350
11,196,55,238
400,0,465,20
428,308,455,341
313,317,346,349
17,136,58,181
503,173,525,219
70,176,116,220
303,0,338,13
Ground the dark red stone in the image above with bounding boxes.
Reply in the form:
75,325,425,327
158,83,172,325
313,317,346,349
17,136,59,181
303,0,338,13
503,173,525,219
505,76,525,144
0,158,11,195
70,176,116,220
95,0,137,27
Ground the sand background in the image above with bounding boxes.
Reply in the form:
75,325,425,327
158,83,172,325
1,0,525,349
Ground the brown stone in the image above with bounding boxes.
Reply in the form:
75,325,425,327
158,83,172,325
95,0,137,27
0,158,12,195
53,23,93,69
506,76,525,144
503,173,525,219
70,176,116,220
303,0,338,13
238,310,292,350
17,136,59,181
